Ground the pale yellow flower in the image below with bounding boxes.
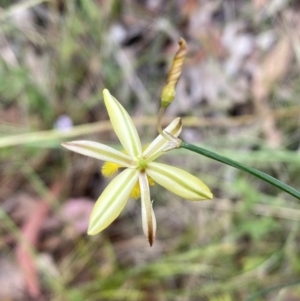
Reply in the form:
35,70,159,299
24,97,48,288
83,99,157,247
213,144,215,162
62,89,212,246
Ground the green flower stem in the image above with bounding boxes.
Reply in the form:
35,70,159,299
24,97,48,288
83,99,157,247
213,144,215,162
180,141,300,200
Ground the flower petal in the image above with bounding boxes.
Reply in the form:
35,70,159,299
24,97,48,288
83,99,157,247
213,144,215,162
88,168,139,235
103,89,142,157
139,172,156,246
142,117,182,161
146,162,213,200
62,140,136,167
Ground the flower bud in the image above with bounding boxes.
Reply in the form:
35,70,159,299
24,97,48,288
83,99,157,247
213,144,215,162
160,37,187,108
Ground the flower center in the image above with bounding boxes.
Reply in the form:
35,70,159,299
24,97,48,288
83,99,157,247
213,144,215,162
138,158,148,171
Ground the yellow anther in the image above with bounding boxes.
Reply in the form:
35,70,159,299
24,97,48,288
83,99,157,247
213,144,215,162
148,176,154,186
131,181,141,199
130,176,155,199
101,162,120,177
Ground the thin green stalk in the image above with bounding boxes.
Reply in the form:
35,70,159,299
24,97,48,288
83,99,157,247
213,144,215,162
180,141,300,200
